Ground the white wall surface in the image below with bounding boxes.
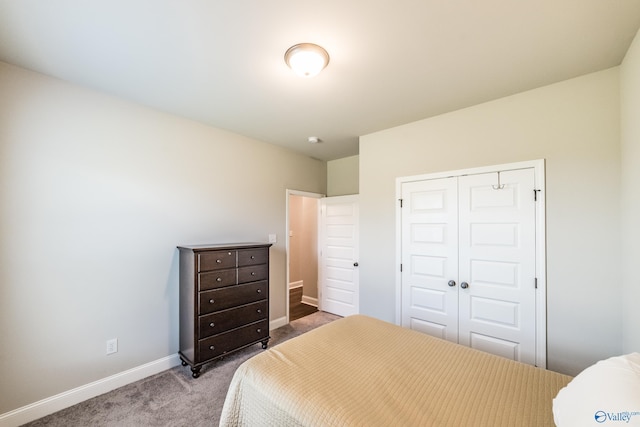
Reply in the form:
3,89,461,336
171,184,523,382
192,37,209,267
327,155,359,196
0,61,326,415
360,68,622,376
620,29,640,353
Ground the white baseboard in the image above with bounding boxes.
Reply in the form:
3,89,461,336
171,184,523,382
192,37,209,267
2,316,294,427
288,280,303,290
270,316,288,330
302,296,318,307
0,354,181,427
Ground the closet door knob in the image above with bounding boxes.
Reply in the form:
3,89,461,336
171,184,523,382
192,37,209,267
448,280,456,287
460,282,469,289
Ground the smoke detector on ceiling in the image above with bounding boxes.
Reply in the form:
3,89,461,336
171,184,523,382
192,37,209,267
308,136,321,144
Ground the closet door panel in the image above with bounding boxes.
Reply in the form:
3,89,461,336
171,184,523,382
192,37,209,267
401,177,459,342
457,169,537,364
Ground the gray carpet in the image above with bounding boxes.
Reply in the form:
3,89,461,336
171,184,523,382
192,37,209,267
24,311,340,427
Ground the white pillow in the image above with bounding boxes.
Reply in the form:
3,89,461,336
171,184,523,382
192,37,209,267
553,353,640,426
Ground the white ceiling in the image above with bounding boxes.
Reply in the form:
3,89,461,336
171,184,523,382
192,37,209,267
1,1,639,161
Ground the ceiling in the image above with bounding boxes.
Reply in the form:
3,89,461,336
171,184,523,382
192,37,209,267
1,1,639,161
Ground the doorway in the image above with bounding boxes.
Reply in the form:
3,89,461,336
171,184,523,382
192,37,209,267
286,190,323,321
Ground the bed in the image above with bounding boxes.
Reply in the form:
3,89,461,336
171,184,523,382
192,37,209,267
219,314,573,426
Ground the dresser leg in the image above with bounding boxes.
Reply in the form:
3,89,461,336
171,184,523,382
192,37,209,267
191,366,202,378
261,339,269,349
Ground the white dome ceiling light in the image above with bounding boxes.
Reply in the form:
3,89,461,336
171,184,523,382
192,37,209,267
284,43,330,77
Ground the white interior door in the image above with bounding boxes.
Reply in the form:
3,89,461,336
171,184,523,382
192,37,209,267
400,177,459,342
319,195,359,317
458,169,537,364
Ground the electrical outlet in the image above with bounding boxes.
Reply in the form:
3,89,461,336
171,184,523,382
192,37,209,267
106,338,118,355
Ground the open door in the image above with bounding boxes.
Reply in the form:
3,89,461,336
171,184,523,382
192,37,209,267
319,195,360,317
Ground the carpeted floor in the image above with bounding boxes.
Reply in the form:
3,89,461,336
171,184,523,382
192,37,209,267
24,311,340,427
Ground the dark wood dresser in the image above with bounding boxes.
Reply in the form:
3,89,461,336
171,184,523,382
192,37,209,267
177,243,272,378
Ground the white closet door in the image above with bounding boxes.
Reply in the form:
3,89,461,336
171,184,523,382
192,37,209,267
457,169,537,364
400,177,459,342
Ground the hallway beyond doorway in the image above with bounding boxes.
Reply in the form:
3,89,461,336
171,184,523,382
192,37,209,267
289,286,318,321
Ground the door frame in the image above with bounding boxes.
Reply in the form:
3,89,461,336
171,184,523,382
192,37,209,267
395,159,547,367
285,189,324,324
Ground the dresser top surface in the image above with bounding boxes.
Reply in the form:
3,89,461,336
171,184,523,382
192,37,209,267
177,242,272,252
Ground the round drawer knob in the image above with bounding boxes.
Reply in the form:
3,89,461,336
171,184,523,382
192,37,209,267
257,309,262,313
209,322,215,327
216,259,221,263
216,277,222,282
256,328,261,333
209,345,215,350
257,289,261,293
251,255,255,259
251,272,256,276
209,299,215,304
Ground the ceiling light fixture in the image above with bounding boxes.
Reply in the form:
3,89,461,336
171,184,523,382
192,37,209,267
284,43,330,77
308,136,321,144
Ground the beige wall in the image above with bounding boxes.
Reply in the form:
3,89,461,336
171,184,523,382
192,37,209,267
327,155,359,196
0,61,326,414
288,195,318,299
621,29,640,353
360,68,621,376
289,195,303,284
4,28,639,416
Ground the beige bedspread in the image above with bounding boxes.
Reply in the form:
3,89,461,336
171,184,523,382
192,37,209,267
219,315,571,426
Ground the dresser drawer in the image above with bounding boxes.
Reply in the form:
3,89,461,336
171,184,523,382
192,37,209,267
198,300,267,339
198,250,236,272
198,269,237,291
199,319,269,360
238,264,268,284
199,281,267,315
238,248,268,266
